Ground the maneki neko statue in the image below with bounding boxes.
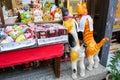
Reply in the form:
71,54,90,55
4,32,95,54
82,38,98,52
76,0,109,71
33,9,43,22
21,6,33,23
62,7,87,79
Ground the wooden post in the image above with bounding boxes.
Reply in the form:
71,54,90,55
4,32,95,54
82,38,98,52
99,0,118,66
53,57,61,78
87,0,95,18
0,3,5,25
55,0,58,6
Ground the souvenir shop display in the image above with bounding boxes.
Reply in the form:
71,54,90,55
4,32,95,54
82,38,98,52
20,6,33,23
11,0,62,23
0,0,68,52
0,24,36,52
0,0,63,24
0,0,115,80
0,23,68,52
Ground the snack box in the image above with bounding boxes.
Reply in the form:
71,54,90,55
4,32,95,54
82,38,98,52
35,23,68,46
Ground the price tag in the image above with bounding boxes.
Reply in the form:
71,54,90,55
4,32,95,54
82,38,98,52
38,35,68,46
0,39,36,52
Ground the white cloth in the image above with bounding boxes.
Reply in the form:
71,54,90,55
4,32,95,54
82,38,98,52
79,15,93,32
73,19,79,31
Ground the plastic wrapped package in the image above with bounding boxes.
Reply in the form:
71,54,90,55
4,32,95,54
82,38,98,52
0,24,37,52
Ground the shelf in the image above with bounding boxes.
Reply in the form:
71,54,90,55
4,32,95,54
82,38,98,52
3,20,62,26
112,28,120,32
34,20,62,24
110,41,120,53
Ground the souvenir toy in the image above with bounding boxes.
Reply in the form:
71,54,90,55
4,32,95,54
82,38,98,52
21,6,33,23
43,1,53,8
50,5,57,19
76,1,109,70
33,9,43,22
24,6,29,11
33,0,42,9
54,8,62,20
42,1,55,21
62,7,87,79
42,13,53,21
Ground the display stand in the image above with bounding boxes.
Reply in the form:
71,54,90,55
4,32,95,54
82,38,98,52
0,1,66,78
0,43,64,78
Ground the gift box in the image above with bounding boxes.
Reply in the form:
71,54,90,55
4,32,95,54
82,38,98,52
56,24,68,36
45,25,57,37
58,28,67,36
35,24,48,39
35,23,68,46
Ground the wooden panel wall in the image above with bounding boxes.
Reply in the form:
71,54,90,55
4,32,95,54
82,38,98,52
94,0,118,66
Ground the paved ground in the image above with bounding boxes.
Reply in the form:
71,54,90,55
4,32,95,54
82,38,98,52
0,59,108,80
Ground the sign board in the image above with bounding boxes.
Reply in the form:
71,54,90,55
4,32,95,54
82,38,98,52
113,0,120,29
37,35,68,46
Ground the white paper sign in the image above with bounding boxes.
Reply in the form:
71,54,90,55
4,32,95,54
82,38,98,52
0,39,36,52
38,35,68,46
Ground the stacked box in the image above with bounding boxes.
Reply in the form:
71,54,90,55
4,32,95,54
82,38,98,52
35,23,68,46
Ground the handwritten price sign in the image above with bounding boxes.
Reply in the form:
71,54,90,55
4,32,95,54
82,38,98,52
0,39,36,52
38,35,68,46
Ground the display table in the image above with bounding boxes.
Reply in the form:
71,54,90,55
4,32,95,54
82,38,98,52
0,43,64,78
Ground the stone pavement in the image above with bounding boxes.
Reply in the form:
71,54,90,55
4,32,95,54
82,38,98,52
0,60,108,80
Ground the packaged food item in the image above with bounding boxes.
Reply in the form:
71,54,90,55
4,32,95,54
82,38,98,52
0,24,37,52
35,23,68,46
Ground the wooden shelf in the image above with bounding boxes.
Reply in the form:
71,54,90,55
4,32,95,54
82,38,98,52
112,28,120,32
3,20,62,26
34,20,62,24
110,43,120,53
109,38,120,53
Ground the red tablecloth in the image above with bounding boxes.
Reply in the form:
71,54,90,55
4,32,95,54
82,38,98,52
0,44,64,68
